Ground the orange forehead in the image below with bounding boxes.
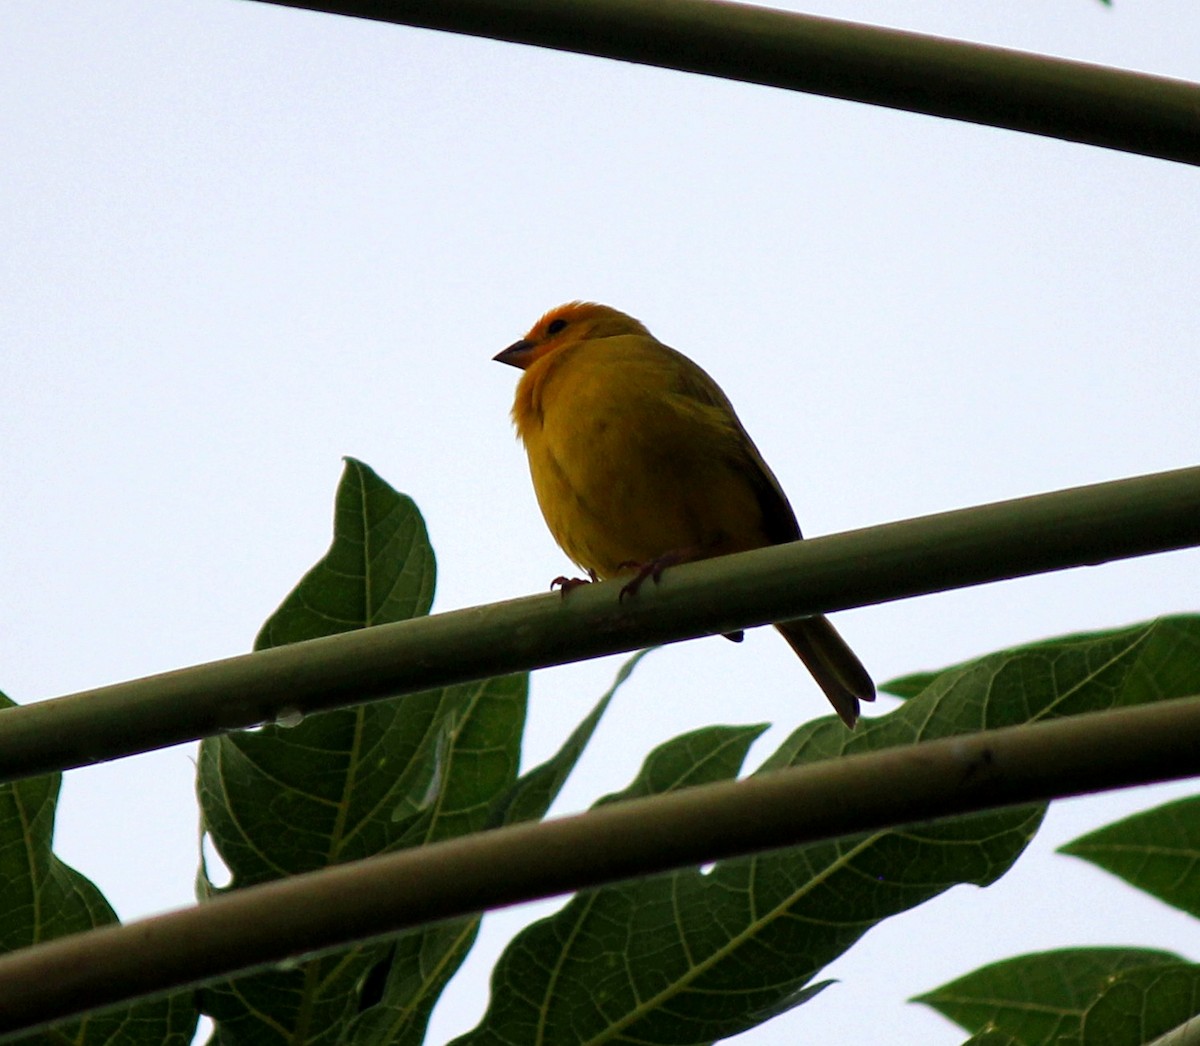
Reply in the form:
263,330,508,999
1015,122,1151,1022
524,301,610,339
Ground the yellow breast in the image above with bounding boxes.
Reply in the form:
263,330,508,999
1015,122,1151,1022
512,334,775,578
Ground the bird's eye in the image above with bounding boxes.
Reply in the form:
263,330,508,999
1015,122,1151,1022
546,318,568,335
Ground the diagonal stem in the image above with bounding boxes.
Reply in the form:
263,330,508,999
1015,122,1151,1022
1,464,1199,784
247,0,1200,165
1,695,1198,1038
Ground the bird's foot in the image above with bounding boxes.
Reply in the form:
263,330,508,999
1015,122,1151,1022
551,570,597,597
617,552,686,602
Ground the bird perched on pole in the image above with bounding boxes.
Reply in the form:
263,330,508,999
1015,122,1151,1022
494,301,874,728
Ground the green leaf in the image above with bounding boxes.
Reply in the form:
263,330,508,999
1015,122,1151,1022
1060,795,1200,919
448,722,769,1046
878,616,1184,702
914,948,1183,1042
593,721,769,806
254,458,436,649
0,690,197,1044
487,649,653,830
343,654,647,1046
1079,963,1200,1045
960,1032,1028,1046
452,616,1200,1046
342,915,482,1046
880,669,940,699
197,461,526,1045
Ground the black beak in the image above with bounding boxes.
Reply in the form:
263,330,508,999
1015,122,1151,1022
493,339,536,370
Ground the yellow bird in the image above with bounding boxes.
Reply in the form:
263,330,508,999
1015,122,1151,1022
495,301,874,727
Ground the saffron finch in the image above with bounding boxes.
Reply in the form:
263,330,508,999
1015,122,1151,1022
495,301,874,727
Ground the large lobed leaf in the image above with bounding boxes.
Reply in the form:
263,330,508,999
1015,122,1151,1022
1060,794,1200,920
342,652,650,1046
451,616,1200,1045
486,649,655,831
915,947,1186,1044
1076,962,1200,1045
2,450,1196,1044
193,459,642,1045
916,620,1200,1046
196,460,527,1045
0,690,197,1044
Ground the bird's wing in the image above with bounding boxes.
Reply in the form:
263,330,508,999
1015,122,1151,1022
665,347,803,545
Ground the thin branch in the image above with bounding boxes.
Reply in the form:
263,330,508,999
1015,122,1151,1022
2,464,1199,784
1,695,1199,1038
246,0,1200,165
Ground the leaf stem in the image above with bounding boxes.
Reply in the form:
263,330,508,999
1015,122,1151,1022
247,0,1200,165
1,694,1199,1038
2,464,1200,784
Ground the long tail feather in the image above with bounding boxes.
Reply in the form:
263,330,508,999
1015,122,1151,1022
775,615,875,728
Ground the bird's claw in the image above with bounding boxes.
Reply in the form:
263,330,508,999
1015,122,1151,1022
551,571,596,597
617,554,682,602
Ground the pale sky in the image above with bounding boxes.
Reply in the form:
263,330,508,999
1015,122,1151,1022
3,2,1199,1043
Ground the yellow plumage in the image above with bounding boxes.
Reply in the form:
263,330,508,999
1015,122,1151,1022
495,301,874,727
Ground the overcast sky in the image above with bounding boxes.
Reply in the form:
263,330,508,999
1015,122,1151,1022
3,1,1199,1043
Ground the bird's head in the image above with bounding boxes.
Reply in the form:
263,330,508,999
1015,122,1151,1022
494,302,650,370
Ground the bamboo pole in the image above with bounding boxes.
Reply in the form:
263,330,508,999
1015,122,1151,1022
1,695,1198,1038
1,465,1199,784
248,0,1200,165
